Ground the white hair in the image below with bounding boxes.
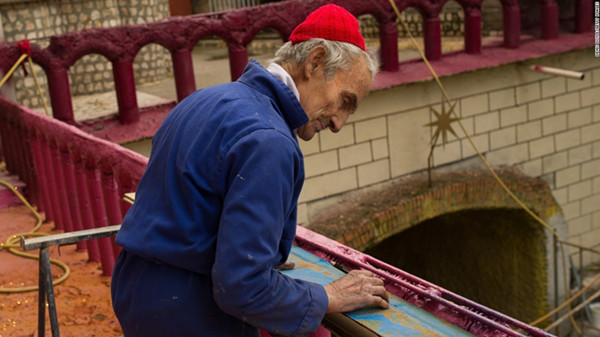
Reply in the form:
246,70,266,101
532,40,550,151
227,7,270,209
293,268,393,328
271,39,379,80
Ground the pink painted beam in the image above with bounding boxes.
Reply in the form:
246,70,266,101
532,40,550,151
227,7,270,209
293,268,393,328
541,0,559,39
46,68,74,123
172,48,196,101
112,60,140,124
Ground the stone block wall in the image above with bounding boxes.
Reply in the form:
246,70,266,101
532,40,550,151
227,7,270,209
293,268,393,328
298,47,600,267
0,0,171,107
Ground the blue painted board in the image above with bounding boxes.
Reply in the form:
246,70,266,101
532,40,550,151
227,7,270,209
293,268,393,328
281,246,475,337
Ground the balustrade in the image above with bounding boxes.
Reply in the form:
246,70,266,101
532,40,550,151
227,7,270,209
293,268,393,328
0,97,147,275
0,0,593,125
0,0,595,276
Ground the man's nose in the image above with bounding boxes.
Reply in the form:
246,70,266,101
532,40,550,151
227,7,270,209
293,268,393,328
329,113,349,133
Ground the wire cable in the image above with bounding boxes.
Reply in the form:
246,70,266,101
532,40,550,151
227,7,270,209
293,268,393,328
386,0,579,333
0,176,70,293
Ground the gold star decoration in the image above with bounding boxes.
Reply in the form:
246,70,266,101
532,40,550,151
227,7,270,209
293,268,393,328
424,100,460,147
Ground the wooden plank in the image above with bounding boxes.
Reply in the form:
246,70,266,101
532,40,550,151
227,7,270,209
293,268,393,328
20,225,121,250
281,246,476,337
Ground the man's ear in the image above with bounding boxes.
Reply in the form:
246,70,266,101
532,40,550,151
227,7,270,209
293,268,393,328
304,46,327,78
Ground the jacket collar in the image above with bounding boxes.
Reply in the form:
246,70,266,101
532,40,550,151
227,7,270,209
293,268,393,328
237,60,309,130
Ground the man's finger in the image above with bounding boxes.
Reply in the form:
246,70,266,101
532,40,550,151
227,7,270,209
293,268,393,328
274,261,295,270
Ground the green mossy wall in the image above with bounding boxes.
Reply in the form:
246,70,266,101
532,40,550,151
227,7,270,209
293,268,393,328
365,208,548,323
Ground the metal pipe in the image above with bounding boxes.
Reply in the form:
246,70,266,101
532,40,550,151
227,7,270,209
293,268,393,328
38,252,45,337
528,65,585,80
40,247,60,336
553,235,559,336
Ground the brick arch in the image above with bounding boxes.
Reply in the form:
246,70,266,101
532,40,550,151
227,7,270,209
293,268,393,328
306,168,563,252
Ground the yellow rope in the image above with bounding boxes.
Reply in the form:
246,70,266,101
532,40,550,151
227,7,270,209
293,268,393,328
0,54,27,88
0,177,70,293
386,1,577,333
0,50,51,117
27,56,51,117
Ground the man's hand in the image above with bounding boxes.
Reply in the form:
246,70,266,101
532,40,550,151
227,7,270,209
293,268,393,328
274,262,295,270
324,269,390,313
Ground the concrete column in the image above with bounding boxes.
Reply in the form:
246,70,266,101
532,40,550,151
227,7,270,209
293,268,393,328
171,48,196,101
112,60,140,124
503,4,521,48
379,21,399,72
575,0,592,33
423,16,441,61
464,7,482,54
541,0,559,39
47,68,75,123
228,44,248,81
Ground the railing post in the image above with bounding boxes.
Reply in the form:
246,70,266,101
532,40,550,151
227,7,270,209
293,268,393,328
379,21,399,72
72,152,100,261
40,137,64,228
23,131,41,208
112,59,140,124
118,176,137,216
228,43,248,81
11,124,27,180
61,147,86,251
423,16,442,61
502,2,521,48
1,120,18,173
50,142,74,233
541,0,559,39
46,67,74,123
171,48,196,101
101,168,124,260
575,0,592,33
29,133,53,216
464,7,482,54
85,162,116,276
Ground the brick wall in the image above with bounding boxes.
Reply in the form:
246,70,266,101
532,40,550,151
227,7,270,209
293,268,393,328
0,0,171,107
298,47,600,265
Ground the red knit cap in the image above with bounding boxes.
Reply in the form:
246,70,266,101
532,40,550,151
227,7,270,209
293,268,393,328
289,4,366,51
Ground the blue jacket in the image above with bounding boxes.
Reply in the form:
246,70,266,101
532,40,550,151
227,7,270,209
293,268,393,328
113,60,328,336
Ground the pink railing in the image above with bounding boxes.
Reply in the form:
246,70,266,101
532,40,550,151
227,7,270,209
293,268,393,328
0,97,554,337
0,0,595,273
0,0,594,126
0,97,147,275
1,2,587,334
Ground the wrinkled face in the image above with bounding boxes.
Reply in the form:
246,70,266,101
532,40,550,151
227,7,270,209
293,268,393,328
296,55,372,141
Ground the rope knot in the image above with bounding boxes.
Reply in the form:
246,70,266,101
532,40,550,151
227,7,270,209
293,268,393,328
16,39,31,76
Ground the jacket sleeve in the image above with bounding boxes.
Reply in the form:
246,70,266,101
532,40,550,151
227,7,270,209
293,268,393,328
211,129,328,337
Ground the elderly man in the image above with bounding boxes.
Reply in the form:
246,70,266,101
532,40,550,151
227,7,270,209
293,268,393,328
111,4,388,337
